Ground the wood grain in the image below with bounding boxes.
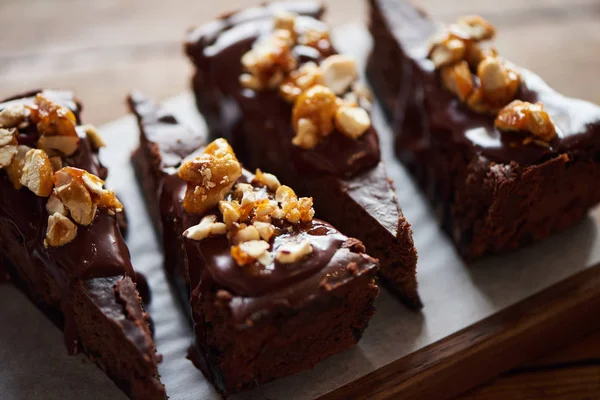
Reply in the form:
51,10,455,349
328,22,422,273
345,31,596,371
2,1,600,399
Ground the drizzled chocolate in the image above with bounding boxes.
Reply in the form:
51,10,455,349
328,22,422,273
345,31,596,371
376,0,600,166
185,2,380,178
130,93,378,326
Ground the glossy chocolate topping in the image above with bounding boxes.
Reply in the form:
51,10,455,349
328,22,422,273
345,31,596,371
130,93,378,325
376,0,600,166
0,90,134,288
185,2,381,178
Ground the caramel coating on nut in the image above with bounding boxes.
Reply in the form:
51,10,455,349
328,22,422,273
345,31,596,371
429,37,465,68
495,100,556,142
292,84,338,138
178,138,242,214
452,15,496,41
28,94,80,157
477,56,520,107
20,149,54,197
279,62,323,103
45,213,77,248
441,61,474,102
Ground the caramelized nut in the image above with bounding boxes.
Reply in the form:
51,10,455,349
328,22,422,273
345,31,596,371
231,240,272,266
54,168,96,226
0,104,29,129
454,15,496,41
321,55,358,95
45,213,77,248
273,10,296,37
279,62,323,103
178,139,243,214
49,156,63,172
28,94,78,138
37,134,80,157
5,145,31,189
253,221,275,241
275,239,313,263
219,200,242,226
298,28,331,52
292,84,338,138
20,149,54,197
466,88,499,115
253,168,281,191
46,193,67,216
495,100,556,142
465,42,497,70
297,197,315,222
80,170,123,211
441,60,474,102
0,128,16,147
233,225,261,244
334,105,371,139
183,214,227,241
0,128,18,168
241,30,297,90
292,118,320,149
477,56,520,106
429,37,465,68
82,124,106,150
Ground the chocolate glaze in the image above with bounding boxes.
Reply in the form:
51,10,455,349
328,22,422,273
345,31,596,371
372,0,600,166
129,93,379,327
185,2,381,178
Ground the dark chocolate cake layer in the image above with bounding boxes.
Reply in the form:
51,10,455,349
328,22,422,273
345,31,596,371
367,0,600,261
130,92,380,395
0,90,165,400
185,1,420,308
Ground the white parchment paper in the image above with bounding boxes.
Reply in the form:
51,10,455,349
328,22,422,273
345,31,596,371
1,25,600,400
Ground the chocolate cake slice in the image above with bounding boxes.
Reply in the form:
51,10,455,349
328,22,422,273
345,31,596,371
367,0,600,261
0,90,165,399
130,92,379,395
184,1,420,308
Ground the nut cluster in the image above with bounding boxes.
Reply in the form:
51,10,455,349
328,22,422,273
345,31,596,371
182,139,316,267
429,15,556,143
239,12,372,149
0,94,118,248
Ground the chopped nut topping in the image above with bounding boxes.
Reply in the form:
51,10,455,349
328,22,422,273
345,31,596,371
240,29,297,90
53,167,122,225
0,104,29,129
44,213,77,248
477,56,520,107
0,128,18,169
234,183,256,207
495,100,556,142
334,105,371,140
292,85,339,147
253,221,275,241
321,55,358,95
465,42,497,70
298,28,331,52
37,134,81,158
345,82,374,111
54,169,96,226
429,37,465,68
29,94,78,137
183,214,227,241
273,10,297,37
254,198,279,220
292,118,320,149
231,240,272,266
441,60,474,102
20,149,54,197
5,145,31,189
275,239,313,263
178,139,243,214
466,88,499,115
232,225,261,244
453,15,496,41
219,200,242,226
279,62,323,103
253,168,281,191
46,193,67,216
275,185,314,224
82,124,106,150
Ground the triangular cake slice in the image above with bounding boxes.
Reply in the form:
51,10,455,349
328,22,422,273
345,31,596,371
184,1,421,308
367,0,600,261
130,92,380,395
0,90,165,399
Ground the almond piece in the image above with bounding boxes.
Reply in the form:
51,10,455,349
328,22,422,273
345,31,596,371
0,104,29,129
44,213,77,248
20,149,54,197
37,134,80,157
183,214,227,241
334,106,371,139
276,239,313,263
321,55,358,95
5,145,31,189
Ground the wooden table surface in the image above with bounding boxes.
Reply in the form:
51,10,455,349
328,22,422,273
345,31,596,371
2,0,600,398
